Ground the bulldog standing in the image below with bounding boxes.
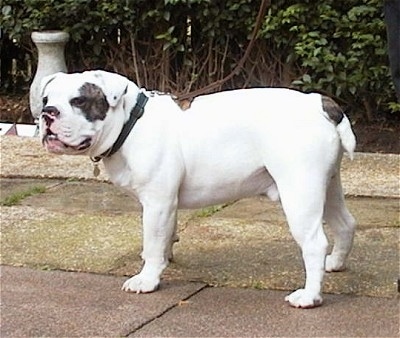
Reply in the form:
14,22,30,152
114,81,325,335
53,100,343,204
39,70,356,308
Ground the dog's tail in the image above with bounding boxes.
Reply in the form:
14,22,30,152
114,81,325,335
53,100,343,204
336,114,356,160
321,96,356,160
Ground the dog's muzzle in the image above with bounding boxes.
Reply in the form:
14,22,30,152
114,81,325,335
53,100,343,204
41,107,92,152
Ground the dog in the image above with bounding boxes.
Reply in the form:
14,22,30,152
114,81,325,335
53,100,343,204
39,70,356,308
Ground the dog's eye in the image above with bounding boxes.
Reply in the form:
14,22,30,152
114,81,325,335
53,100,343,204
71,96,87,107
42,96,48,106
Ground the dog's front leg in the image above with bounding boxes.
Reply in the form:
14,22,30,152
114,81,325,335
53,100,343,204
122,199,177,293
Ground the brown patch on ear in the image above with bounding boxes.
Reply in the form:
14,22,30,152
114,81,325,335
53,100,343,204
321,95,344,124
72,82,110,121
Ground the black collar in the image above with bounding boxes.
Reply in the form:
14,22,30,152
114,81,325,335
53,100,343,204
91,91,148,163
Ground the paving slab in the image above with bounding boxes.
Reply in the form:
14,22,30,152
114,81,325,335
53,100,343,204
0,178,64,201
1,179,398,297
171,196,399,297
0,265,206,337
0,137,399,337
130,287,400,337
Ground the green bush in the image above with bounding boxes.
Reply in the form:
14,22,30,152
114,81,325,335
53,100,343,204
1,0,398,120
262,0,398,120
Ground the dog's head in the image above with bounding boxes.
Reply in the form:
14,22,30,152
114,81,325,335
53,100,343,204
39,70,136,156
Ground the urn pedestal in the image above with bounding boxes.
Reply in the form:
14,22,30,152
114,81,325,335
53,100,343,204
29,31,69,121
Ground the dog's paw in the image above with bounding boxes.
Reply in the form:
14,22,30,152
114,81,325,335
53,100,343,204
121,274,160,293
325,254,346,272
285,289,323,308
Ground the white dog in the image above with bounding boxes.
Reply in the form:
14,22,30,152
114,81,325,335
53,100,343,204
39,70,356,308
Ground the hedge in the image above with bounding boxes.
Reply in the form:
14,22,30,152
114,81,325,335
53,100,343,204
1,0,398,120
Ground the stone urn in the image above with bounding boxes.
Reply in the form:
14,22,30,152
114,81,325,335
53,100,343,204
29,31,69,121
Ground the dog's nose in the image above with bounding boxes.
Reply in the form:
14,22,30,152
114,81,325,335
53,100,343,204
42,106,60,126
42,106,60,116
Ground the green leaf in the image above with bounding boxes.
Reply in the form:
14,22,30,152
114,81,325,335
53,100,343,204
302,74,311,83
2,5,12,16
163,11,170,21
163,41,172,51
292,80,304,86
167,25,175,34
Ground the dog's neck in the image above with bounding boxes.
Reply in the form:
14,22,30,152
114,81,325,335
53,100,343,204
88,83,148,172
92,91,148,162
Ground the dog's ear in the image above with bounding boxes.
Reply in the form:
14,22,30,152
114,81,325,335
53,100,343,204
40,72,63,98
86,70,129,108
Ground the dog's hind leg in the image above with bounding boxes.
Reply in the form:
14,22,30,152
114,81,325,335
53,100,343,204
276,173,329,308
166,214,180,262
323,171,356,272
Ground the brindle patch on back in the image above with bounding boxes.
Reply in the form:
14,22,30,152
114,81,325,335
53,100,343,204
71,82,109,121
321,95,344,124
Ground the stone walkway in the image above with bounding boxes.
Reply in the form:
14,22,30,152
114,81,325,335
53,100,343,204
0,135,399,337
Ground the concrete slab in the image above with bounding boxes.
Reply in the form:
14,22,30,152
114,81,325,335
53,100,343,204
1,181,398,297
130,287,400,337
341,152,399,198
0,265,206,337
168,196,399,297
0,178,196,275
21,178,142,214
0,203,143,273
1,133,399,337
0,178,64,201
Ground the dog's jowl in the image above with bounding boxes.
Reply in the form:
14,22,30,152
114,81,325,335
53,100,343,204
39,70,356,308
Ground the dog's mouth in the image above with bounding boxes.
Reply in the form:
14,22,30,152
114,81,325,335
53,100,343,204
42,129,92,153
